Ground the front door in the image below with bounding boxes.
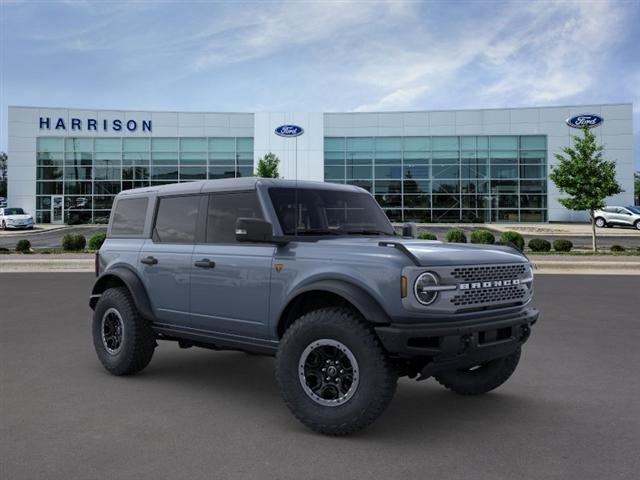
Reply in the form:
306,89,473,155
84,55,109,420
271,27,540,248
51,195,63,224
189,192,274,340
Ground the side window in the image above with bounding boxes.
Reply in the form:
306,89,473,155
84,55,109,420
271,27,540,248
111,197,148,236
153,195,200,243
206,192,263,243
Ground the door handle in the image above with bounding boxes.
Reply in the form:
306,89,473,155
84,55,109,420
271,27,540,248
194,259,216,269
141,256,158,266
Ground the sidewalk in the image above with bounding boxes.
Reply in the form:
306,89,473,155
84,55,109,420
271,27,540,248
0,254,94,272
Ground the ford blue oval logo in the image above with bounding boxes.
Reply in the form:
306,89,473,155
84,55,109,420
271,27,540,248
275,125,304,137
566,114,603,129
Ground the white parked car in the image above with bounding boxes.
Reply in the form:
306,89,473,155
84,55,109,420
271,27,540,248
594,206,640,230
0,207,35,230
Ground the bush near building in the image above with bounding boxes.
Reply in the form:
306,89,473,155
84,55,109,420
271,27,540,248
553,239,573,252
528,238,551,252
15,239,31,253
470,229,495,244
500,231,525,251
88,232,107,250
610,245,625,252
446,228,467,243
62,233,86,251
417,232,437,240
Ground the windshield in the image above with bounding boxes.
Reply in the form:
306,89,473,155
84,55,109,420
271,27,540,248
3,208,25,215
626,206,640,214
269,187,395,236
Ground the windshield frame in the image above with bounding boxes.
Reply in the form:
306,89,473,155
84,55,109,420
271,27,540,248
267,187,396,238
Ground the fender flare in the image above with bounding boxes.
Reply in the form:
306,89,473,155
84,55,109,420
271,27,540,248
89,266,154,320
279,279,392,328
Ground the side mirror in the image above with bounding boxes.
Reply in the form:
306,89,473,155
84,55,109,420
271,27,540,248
402,222,417,238
236,218,274,243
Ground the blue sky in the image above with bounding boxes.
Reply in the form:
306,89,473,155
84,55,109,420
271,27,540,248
1,0,639,167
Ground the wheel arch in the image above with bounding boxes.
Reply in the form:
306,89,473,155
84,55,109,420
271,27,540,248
90,266,154,320
276,280,391,338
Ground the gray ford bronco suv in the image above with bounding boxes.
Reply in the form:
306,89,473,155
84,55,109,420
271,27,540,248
90,177,538,435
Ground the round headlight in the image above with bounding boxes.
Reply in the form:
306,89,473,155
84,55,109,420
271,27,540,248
414,272,439,305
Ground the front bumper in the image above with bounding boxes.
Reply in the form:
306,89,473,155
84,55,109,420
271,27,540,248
375,307,538,377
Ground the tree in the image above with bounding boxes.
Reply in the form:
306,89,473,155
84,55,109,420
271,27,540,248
634,171,640,205
255,152,280,178
0,152,7,198
549,127,623,252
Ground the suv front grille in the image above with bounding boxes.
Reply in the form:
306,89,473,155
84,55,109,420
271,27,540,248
451,284,527,307
451,264,527,283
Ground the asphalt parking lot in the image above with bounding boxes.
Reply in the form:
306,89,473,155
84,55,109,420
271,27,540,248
1,273,639,479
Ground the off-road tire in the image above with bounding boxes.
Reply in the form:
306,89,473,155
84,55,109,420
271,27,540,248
92,287,156,376
434,348,521,395
276,307,397,435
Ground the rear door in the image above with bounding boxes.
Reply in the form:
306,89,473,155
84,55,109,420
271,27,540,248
189,191,275,340
139,194,202,325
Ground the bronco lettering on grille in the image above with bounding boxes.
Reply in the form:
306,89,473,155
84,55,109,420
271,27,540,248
459,279,520,290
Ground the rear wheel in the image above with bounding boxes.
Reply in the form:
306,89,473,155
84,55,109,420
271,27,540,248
92,287,156,375
635,220,640,230
276,307,397,435
434,348,521,395
595,217,606,228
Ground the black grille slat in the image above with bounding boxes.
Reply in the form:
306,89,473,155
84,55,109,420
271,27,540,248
451,264,527,283
451,285,526,306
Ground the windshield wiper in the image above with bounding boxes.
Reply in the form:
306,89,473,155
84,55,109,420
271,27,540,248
345,230,391,236
294,229,343,236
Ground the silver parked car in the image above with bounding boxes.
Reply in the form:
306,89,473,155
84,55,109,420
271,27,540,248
594,206,640,230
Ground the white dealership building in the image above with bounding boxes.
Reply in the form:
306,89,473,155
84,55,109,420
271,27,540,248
6,103,634,224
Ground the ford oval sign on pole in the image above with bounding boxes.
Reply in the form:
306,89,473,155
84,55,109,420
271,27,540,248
566,114,604,129
275,125,304,137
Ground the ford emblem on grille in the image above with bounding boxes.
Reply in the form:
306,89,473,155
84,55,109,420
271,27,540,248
275,125,304,137
565,114,603,129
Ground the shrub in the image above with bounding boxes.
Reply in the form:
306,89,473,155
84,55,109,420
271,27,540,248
470,229,495,245
418,232,437,240
66,215,83,226
88,232,107,250
610,244,625,252
15,239,31,253
446,228,467,243
62,233,86,251
500,231,525,251
553,239,573,252
528,238,551,252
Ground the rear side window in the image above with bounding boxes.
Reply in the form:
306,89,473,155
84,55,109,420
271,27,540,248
153,195,200,243
111,198,148,236
206,192,263,243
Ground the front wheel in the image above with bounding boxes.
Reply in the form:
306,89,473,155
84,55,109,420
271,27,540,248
635,220,640,230
276,307,397,435
595,217,606,228
434,348,521,395
1,221,5,230
92,287,156,375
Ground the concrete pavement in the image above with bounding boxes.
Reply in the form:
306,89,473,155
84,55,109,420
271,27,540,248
1,273,639,480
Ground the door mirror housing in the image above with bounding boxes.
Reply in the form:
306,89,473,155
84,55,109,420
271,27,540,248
236,218,275,243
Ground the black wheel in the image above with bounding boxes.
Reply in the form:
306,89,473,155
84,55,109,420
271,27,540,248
595,217,606,228
92,287,156,376
276,307,397,435
434,348,521,395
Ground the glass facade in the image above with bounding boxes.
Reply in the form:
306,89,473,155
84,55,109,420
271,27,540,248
324,135,547,223
36,136,254,224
